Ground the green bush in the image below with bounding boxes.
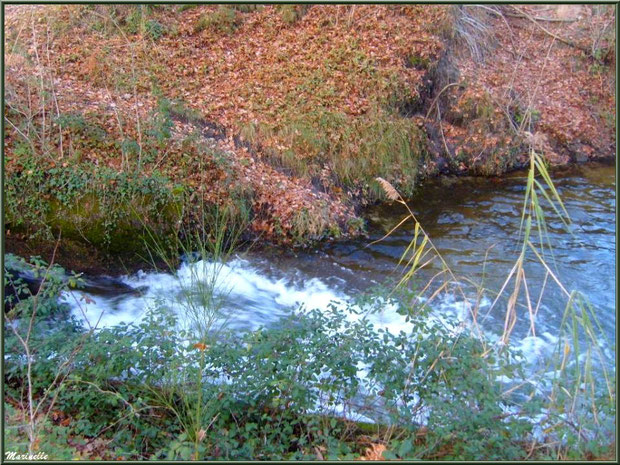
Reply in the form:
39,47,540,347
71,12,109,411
4,287,535,459
5,162,181,251
145,19,164,41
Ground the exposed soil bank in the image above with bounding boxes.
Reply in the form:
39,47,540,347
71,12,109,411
4,5,615,265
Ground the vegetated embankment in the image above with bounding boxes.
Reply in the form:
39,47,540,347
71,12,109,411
4,4,615,267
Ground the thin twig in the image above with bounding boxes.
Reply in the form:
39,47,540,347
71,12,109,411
424,82,460,121
504,12,579,23
511,6,587,53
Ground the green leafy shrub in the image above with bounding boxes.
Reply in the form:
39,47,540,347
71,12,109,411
5,159,182,251
13,294,534,460
4,403,77,461
4,256,84,388
145,20,164,41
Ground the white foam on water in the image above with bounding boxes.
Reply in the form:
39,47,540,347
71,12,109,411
63,257,563,372
63,258,415,335
64,258,352,331
515,334,559,367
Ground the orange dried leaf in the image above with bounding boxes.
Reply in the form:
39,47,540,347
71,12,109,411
359,443,387,461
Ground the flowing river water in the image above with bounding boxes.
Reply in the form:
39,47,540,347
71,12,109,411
64,162,616,371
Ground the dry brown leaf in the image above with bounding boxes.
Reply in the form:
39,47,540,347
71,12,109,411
358,443,387,461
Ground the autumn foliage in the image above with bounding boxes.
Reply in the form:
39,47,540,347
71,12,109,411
4,4,615,247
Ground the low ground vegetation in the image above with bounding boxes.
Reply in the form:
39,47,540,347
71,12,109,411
4,252,614,460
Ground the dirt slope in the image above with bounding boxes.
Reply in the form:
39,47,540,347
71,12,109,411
4,4,615,257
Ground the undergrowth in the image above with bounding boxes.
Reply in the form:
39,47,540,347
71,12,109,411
371,143,615,459
4,149,615,459
4,261,536,460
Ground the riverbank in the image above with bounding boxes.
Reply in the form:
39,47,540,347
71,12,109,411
4,163,616,460
4,4,615,262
